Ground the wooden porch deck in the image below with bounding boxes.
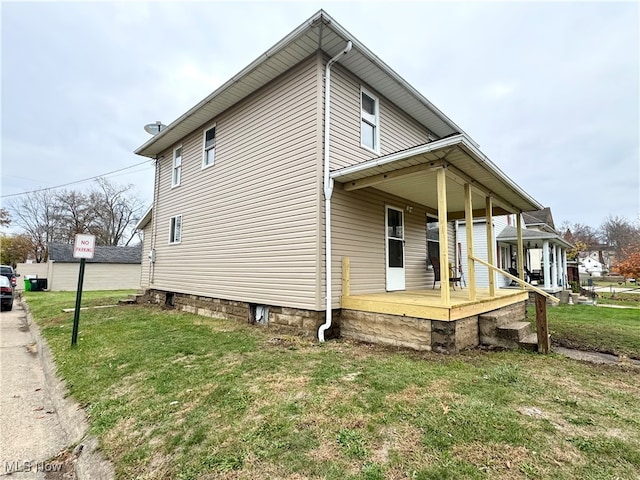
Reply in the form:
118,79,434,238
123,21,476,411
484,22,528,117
341,287,529,322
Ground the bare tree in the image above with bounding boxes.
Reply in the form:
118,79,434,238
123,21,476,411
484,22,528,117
55,190,92,243
7,179,144,259
0,208,10,228
599,215,640,256
560,221,599,249
7,190,61,262
87,178,144,246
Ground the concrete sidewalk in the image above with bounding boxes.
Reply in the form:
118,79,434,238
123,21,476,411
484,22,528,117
0,298,113,479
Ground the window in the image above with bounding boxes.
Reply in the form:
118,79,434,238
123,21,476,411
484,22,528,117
172,146,182,187
203,125,216,168
360,88,379,152
426,216,439,266
169,215,182,244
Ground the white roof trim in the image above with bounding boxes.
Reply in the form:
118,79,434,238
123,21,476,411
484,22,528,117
330,134,543,213
135,206,153,231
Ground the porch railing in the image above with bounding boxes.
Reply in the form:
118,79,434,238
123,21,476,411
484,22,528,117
470,255,556,353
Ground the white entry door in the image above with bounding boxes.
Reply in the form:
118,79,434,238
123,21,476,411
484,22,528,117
386,206,405,291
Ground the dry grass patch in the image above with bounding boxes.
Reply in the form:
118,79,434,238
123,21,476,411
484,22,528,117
452,442,534,479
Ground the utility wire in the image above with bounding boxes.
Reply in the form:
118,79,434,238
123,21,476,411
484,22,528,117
0,160,153,198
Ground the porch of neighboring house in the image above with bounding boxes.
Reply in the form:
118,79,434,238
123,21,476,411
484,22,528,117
329,135,554,353
497,226,573,295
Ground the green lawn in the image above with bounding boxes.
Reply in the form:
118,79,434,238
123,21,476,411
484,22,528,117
24,291,640,480
543,304,640,359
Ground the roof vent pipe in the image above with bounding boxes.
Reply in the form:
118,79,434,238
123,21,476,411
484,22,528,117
319,40,352,343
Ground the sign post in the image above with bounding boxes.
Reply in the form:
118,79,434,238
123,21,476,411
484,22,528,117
71,234,95,346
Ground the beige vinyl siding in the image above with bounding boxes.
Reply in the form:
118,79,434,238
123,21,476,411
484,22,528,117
328,65,433,171
140,223,152,288
149,55,322,310
331,186,436,306
46,264,142,291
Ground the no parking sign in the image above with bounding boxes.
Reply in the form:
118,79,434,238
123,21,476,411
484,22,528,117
71,234,95,346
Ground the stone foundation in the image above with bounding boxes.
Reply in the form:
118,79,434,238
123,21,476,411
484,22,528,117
144,289,339,339
340,310,432,351
143,289,525,353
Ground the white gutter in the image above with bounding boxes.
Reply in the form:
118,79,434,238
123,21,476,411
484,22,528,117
318,40,352,343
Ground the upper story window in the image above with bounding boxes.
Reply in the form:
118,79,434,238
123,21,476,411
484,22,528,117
172,146,182,187
360,88,379,153
169,215,182,244
203,125,216,168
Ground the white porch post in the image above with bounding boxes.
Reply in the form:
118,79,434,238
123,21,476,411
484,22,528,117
543,240,551,289
562,248,568,288
516,213,525,290
464,183,476,301
485,196,495,297
437,167,450,305
551,244,559,289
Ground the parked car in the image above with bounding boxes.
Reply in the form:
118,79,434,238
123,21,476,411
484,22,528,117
0,265,19,288
0,276,14,311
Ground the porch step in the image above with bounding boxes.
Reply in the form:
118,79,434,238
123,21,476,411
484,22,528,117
497,322,532,342
118,293,146,305
519,332,539,352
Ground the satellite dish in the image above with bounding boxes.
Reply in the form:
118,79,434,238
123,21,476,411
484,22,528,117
144,121,167,136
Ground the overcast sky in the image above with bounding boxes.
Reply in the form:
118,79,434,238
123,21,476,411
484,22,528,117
2,1,638,231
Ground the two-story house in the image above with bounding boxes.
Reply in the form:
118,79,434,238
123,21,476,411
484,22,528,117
134,10,547,353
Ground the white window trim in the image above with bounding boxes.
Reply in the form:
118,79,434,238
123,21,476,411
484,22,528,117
202,123,216,169
360,86,380,154
169,215,182,244
172,145,182,188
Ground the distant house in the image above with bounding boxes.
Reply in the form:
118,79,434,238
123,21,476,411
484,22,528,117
579,256,605,277
133,10,551,352
16,244,142,291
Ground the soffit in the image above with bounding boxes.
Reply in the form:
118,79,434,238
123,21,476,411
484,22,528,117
331,135,544,216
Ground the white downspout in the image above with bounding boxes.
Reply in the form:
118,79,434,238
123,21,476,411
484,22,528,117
318,40,352,342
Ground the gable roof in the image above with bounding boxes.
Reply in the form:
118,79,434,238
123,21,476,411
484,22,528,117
523,207,555,231
48,243,142,264
135,9,467,158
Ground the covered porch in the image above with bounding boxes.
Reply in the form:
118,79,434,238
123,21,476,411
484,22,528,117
331,133,543,305
328,134,552,352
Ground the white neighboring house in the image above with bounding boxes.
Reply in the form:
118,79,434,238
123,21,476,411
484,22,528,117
457,208,574,292
456,215,513,289
579,257,604,277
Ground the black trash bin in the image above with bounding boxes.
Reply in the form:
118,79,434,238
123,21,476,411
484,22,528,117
30,278,48,292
